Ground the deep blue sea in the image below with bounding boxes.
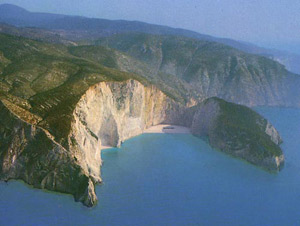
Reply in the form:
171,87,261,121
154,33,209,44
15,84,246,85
1,107,300,226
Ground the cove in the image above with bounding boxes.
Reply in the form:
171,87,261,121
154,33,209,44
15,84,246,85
0,107,300,226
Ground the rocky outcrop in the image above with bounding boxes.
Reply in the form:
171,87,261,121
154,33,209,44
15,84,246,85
68,80,180,185
68,81,284,206
0,80,284,207
68,80,195,184
265,121,282,145
0,79,188,207
0,32,286,207
191,98,284,171
0,101,97,206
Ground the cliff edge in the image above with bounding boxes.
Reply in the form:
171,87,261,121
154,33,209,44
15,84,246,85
0,80,284,207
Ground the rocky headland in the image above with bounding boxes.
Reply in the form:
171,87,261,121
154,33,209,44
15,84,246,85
0,32,287,207
0,79,284,207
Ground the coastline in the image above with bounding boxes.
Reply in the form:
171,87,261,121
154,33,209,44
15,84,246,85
144,124,191,134
101,124,191,150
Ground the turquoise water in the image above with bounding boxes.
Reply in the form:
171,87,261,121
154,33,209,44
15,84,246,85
0,107,300,226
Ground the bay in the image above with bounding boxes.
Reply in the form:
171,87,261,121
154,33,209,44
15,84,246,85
0,107,299,226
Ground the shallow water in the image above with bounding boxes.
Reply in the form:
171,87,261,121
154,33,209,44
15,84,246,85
0,107,300,226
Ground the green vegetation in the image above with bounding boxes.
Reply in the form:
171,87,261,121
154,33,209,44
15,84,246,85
95,32,286,82
68,45,118,68
0,30,286,205
0,32,288,155
0,33,151,146
95,33,299,107
0,32,289,156
211,97,282,159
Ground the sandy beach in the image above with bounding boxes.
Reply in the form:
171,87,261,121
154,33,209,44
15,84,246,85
102,145,114,150
101,124,190,149
144,124,191,134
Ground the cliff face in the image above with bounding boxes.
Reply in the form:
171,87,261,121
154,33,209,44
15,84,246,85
69,80,185,186
0,33,286,208
0,80,284,207
94,33,300,107
0,101,97,206
0,79,187,206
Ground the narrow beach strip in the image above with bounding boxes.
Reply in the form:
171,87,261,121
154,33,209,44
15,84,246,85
144,124,190,134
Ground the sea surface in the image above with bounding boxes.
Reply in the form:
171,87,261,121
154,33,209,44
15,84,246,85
0,107,300,226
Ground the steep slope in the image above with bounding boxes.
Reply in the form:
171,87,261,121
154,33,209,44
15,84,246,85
0,33,153,206
68,44,192,104
1,79,283,207
0,33,284,207
229,40,300,75
91,33,300,107
0,79,187,207
0,33,184,206
0,101,97,206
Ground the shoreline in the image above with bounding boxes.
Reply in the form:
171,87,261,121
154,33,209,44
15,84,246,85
101,124,190,150
144,124,191,134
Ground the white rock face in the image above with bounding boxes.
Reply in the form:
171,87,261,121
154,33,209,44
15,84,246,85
265,121,282,145
0,78,285,207
70,80,176,182
70,82,286,185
